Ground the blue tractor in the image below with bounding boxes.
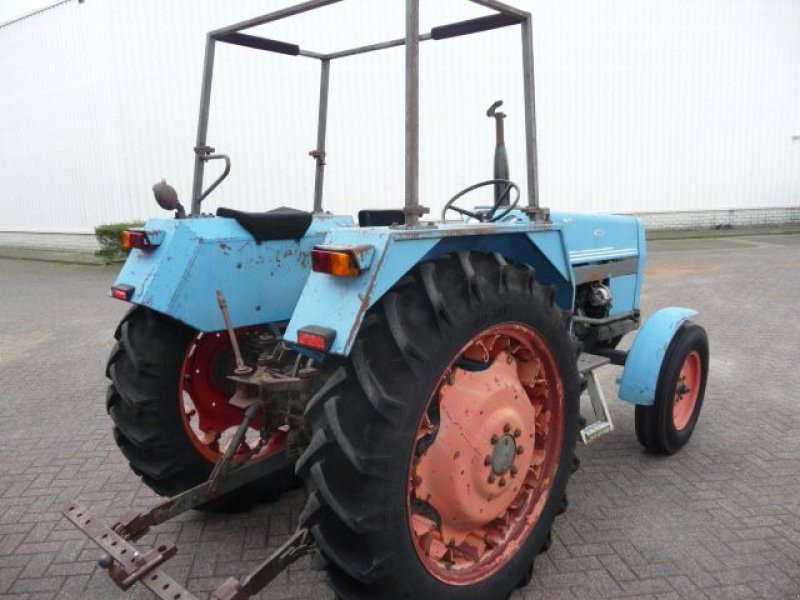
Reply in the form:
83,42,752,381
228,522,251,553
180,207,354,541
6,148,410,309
66,2,710,599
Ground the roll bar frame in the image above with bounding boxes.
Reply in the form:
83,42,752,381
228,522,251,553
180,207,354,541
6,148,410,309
190,0,543,225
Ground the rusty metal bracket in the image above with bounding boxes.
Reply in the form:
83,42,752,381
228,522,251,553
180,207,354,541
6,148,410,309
63,505,197,598
207,402,260,496
309,149,326,166
109,447,293,542
64,504,316,599
212,529,316,600
194,145,216,156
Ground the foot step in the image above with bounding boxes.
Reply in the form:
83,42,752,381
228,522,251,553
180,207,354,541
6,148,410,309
580,420,613,443
579,369,615,444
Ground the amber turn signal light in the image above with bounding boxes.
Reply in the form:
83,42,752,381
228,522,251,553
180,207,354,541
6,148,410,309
311,248,360,277
121,230,159,251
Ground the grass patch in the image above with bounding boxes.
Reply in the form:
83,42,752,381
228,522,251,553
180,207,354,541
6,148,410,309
94,222,145,263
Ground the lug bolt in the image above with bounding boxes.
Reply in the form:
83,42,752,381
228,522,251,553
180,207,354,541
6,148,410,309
510,466,518,478
484,455,491,466
499,478,507,487
514,428,522,438
488,474,496,484
516,446,524,455
503,423,512,433
491,434,499,445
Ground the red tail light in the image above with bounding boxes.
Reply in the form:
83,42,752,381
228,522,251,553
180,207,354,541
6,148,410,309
296,326,336,352
110,284,135,301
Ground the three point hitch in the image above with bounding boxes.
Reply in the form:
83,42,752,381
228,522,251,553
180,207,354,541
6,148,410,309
63,290,320,599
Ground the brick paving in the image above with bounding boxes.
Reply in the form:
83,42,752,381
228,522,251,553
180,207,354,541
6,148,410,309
0,233,799,600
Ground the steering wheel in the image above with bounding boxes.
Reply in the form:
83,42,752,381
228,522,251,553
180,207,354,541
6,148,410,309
441,179,521,223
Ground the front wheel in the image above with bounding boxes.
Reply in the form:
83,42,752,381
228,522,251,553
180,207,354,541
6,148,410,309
635,321,709,454
296,252,580,599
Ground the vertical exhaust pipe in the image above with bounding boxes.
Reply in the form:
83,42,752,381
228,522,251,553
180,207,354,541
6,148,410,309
487,100,510,205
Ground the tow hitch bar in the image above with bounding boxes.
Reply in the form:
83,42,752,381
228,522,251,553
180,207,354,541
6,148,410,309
63,504,315,599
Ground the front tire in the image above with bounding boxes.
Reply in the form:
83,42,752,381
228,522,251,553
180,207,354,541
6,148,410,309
296,252,580,599
635,321,709,454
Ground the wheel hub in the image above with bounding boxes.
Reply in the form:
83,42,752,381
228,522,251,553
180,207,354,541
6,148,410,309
672,350,701,430
491,434,517,475
413,350,535,546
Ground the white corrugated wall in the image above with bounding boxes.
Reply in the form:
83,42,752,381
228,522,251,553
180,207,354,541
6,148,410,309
1,0,798,236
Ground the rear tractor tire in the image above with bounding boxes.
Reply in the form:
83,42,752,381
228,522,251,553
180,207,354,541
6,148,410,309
296,252,580,599
635,321,709,455
106,306,297,510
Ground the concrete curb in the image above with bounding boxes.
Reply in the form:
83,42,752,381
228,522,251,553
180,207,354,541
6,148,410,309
0,247,109,265
646,225,800,240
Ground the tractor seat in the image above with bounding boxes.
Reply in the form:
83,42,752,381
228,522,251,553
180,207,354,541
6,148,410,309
358,209,405,227
217,206,312,241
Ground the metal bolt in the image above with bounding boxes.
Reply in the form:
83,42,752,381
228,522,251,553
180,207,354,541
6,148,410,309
514,428,522,438
503,423,511,433
491,434,499,445
412,475,422,486
516,446,524,455
98,554,114,569
484,455,491,466
510,466,518,478
488,474,496,484
498,478,507,487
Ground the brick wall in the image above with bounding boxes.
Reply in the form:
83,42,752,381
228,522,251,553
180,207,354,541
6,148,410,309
628,206,800,230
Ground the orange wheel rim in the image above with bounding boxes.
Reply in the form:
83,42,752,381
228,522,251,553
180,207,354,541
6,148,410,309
672,350,701,430
406,323,565,585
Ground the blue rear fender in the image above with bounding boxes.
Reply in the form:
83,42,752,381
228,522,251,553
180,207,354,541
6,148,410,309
112,214,354,332
285,212,645,357
618,307,698,405
284,222,576,356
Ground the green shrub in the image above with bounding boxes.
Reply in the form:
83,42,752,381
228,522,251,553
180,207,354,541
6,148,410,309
94,222,145,263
